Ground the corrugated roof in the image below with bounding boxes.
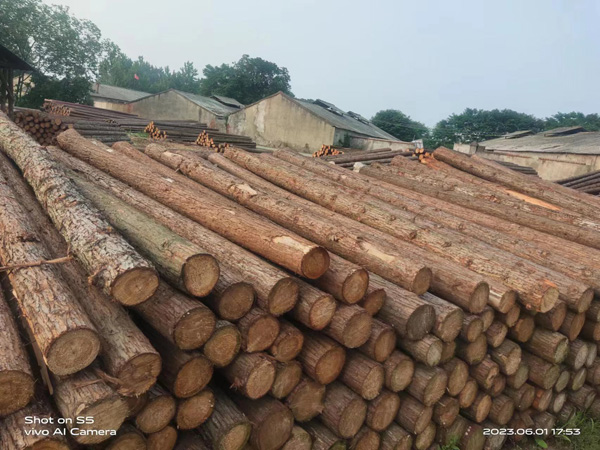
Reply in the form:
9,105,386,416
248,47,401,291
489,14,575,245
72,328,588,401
175,91,240,117
90,83,150,102
481,129,600,155
211,95,244,109
294,97,400,141
0,44,33,71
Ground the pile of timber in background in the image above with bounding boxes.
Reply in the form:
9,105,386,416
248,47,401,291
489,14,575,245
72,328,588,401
43,98,139,122
3,107,600,450
196,130,257,151
556,170,600,196
312,144,345,158
493,160,539,177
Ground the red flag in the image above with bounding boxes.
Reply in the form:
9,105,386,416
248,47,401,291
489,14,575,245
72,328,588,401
134,74,139,80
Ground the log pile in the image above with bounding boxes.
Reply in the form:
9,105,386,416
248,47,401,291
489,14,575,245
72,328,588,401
556,170,600,196
13,108,69,145
2,108,600,450
312,145,345,158
196,130,257,151
42,99,138,121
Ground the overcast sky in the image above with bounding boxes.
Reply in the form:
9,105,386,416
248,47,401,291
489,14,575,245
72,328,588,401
43,0,600,126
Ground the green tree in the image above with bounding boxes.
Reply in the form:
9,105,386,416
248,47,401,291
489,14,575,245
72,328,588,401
429,108,544,148
18,73,92,108
371,109,429,142
544,112,600,131
199,55,292,104
1,0,105,102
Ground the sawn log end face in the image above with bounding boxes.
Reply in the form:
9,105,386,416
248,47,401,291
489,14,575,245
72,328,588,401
342,269,370,304
410,267,432,295
182,253,220,297
300,246,330,279
116,352,162,397
111,267,159,306
268,278,299,316
174,306,217,351
47,328,101,376
0,371,35,417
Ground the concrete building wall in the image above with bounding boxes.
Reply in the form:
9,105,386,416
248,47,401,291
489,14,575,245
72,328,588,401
92,100,130,113
348,134,413,151
227,93,336,152
475,150,600,181
126,91,224,130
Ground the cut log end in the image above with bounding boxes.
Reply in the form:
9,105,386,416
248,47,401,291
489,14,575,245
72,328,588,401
315,346,346,384
174,306,217,351
77,397,129,445
271,362,302,399
117,352,162,396
309,294,337,330
203,323,241,368
342,269,370,304
111,267,159,306
360,289,386,316
0,371,35,416
47,328,101,375
245,358,276,399
174,356,213,398
371,328,397,363
245,314,280,353
218,282,255,321
340,398,368,438
136,395,176,433
176,390,215,430
407,304,436,341
182,254,220,297
471,282,490,313
411,267,432,295
219,423,252,450
147,425,177,450
575,288,594,313
424,371,448,406
300,247,330,279
268,278,299,316
538,286,560,313
341,309,373,348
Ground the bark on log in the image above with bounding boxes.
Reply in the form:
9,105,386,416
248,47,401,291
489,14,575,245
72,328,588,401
440,340,456,364
380,423,412,450
532,388,553,412
53,368,129,444
323,304,372,348
458,378,479,409
396,393,433,434
312,255,369,305
0,288,34,416
298,331,346,385
456,335,488,365
320,382,367,438
0,395,69,450
50,148,298,318
359,283,386,316
359,318,396,363
175,388,215,430
507,315,535,343
522,329,569,364
490,339,522,376
234,395,294,450
478,306,495,332
202,320,241,367
221,352,275,399
73,177,220,297
237,308,280,353
269,320,304,362
397,334,442,367
340,351,384,400
135,282,216,350
196,385,251,450
507,364,529,389
376,278,435,340
366,389,400,431
568,384,597,410
270,360,302,399
586,359,600,385
282,426,312,450
497,304,520,327
0,167,100,376
485,321,508,348
407,365,448,406
135,384,176,433
421,293,464,343
413,422,436,450
349,426,380,450
433,395,459,427
302,421,346,450
463,392,492,423
470,356,500,390
383,351,415,392
57,130,329,281
581,319,600,341
534,301,566,331
285,376,326,422
521,352,560,389
461,315,484,343
0,117,159,305
559,311,585,341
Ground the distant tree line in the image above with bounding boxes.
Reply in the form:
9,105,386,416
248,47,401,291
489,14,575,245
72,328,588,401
372,108,600,149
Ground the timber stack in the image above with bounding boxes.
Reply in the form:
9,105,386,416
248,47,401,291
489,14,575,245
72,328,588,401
196,130,257,151
556,169,600,196
312,145,345,158
1,107,600,450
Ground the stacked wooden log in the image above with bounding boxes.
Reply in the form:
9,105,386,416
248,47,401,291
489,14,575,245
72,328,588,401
13,108,69,145
196,130,257,151
43,99,138,122
494,160,539,177
3,107,600,450
313,145,345,158
144,121,168,141
322,148,417,168
556,170,600,196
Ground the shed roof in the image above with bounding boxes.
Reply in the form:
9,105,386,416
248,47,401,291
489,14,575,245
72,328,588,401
211,94,244,109
481,128,600,155
90,83,150,103
0,44,34,71
174,90,240,117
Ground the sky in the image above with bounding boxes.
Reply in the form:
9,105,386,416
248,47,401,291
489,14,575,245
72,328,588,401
42,0,600,126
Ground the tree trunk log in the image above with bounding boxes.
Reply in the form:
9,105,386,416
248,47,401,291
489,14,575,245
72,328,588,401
202,320,241,367
135,383,176,433
237,307,280,353
349,426,380,450
324,304,372,349
340,351,384,400
490,339,522,376
396,393,433,434
433,395,459,427
507,315,535,343
302,421,346,450
461,315,484,343
407,365,448,406
312,255,369,305
221,352,275,400
421,293,464,343
269,320,304,362
470,356,500,390
520,352,560,389
458,378,479,409
506,364,529,390
488,395,515,426
320,382,367,439
359,283,386,316
559,311,585,341
380,423,412,450
534,301,566,331
366,389,400,431
270,360,302,399
383,351,414,393
282,425,312,450
175,388,215,430
522,329,568,364
485,321,508,348
359,318,396,363
442,358,469,396
532,387,553,412
285,376,326,422
298,331,346,385
456,335,487,365
463,392,492,423
0,118,159,305
146,425,177,450
397,334,442,367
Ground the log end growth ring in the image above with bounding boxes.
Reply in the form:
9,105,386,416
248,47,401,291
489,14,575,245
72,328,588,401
410,267,432,295
182,254,220,297
116,352,162,396
75,397,129,445
406,305,436,341
308,294,337,330
315,347,346,385
219,423,252,450
111,267,159,306
245,358,276,399
300,247,330,279
174,356,213,398
268,278,299,316
339,398,368,438
47,328,101,375
470,282,490,314
175,306,217,350
342,310,373,348
203,326,241,368
218,283,255,321
0,371,35,416
342,269,370,304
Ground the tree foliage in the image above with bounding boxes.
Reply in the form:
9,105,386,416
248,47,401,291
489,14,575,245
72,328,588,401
544,112,600,132
199,55,293,104
17,73,92,108
371,109,429,142
429,108,544,148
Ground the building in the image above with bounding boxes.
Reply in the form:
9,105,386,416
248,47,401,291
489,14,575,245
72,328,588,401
90,83,149,112
125,89,243,131
227,92,410,152
0,43,34,116
457,127,600,180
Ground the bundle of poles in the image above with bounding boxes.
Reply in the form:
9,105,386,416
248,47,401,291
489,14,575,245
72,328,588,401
195,130,257,151
43,99,139,122
313,145,345,158
556,170,600,196
2,108,600,449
